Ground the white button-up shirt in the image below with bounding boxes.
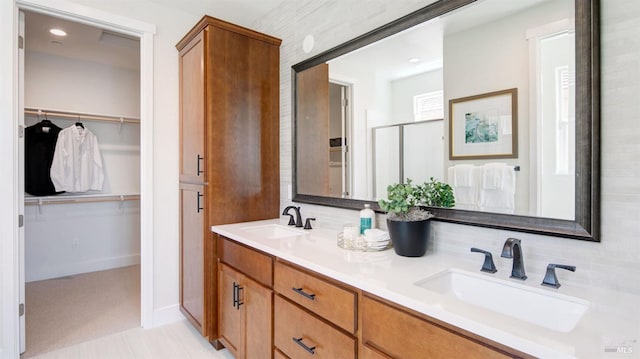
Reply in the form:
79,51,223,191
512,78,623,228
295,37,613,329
50,125,104,193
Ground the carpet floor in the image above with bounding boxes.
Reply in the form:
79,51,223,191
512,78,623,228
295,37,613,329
23,265,140,358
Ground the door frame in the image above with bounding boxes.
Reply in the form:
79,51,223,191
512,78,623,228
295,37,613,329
2,1,156,357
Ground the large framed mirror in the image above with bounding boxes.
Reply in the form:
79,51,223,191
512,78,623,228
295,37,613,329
292,0,599,241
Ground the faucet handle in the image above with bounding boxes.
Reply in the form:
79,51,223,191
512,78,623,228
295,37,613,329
470,248,497,273
304,218,316,230
541,264,576,289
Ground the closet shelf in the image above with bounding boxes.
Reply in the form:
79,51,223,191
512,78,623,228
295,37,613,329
25,193,140,206
24,107,140,124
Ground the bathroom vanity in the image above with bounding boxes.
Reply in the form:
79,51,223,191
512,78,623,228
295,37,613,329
211,219,640,358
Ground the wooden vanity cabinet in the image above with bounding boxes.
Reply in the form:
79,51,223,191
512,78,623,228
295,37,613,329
360,294,528,359
176,16,281,342
218,236,274,358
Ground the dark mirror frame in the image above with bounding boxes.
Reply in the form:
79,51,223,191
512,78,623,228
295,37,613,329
292,0,600,242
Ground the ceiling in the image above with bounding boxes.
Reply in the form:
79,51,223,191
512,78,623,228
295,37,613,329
329,0,550,82
23,0,285,71
24,11,140,70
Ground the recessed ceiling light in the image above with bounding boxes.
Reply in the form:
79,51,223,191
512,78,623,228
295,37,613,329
408,57,420,63
49,28,67,37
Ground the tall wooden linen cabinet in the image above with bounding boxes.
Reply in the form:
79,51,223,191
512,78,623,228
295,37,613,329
176,16,281,344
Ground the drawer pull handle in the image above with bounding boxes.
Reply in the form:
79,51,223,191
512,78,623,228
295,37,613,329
292,287,316,300
292,337,316,355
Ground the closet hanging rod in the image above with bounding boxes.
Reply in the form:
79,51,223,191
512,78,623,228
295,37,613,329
24,108,140,124
25,194,140,206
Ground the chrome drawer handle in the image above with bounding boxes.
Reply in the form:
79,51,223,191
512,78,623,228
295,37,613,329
292,337,316,355
292,287,316,300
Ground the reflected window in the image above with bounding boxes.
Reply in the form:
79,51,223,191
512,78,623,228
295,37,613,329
414,90,444,122
555,66,575,175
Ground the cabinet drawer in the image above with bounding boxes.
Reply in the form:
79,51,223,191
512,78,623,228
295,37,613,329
218,236,273,287
362,295,513,359
274,295,356,359
274,261,356,333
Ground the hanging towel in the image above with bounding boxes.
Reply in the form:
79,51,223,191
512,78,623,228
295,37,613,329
448,165,479,210
479,163,516,213
50,125,104,193
482,162,508,189
452,164,475,187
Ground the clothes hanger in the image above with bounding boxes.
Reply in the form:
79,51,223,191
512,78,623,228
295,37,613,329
75,116,84,129
40,113,52,125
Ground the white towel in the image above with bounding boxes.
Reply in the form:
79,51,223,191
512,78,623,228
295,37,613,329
482,163,508,189
448,165,479,210
479,164,516,213
452,164,475,188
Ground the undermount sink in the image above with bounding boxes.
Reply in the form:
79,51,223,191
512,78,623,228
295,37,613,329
240,224,308,239
415,269,589,332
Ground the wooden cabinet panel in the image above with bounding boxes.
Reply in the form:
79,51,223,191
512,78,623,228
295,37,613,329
274,295,356,359
178,31,206,183
179,183,205,333
360,344,391,359
361,295,514,359
274,348,289,359
218,263,242,356
274,261,356,333
219,237,273,287
244,275,272,359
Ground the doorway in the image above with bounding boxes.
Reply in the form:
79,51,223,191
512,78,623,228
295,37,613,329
328,81,352,198
11,2,155,357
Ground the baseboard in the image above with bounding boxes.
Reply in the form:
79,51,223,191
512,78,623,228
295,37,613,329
26,254,141,282
151,304,186,328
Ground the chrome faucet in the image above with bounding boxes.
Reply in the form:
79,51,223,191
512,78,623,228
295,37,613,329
501,238,527,280
282,206,303,227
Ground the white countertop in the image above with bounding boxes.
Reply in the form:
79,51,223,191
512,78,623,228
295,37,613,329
212,219,640,358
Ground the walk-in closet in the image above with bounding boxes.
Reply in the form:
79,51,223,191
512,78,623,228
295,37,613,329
20,10,141,357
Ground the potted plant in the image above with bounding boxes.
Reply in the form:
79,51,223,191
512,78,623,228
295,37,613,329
378,178,454,257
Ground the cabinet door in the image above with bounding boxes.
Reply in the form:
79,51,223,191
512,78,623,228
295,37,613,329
218,263,242,357
179,183,205,333
244,276,273,359
179,30,206,182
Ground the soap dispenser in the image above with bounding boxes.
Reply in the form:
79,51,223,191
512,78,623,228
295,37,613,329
359,204,376,234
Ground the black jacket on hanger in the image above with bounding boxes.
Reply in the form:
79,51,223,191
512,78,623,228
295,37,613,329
25,120,65,196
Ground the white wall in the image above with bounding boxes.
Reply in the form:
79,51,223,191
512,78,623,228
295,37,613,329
254,0,640,298
25,51,140,118
24,48,141,282
390,69,443,124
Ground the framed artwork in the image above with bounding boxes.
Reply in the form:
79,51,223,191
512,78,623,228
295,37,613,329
449,88,518,160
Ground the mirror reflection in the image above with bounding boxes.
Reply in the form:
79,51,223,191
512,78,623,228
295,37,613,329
295,0,575,220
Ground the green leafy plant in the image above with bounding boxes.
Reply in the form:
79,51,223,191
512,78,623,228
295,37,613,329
378,178,455,221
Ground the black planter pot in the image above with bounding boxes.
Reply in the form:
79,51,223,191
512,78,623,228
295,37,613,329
387,218,431,257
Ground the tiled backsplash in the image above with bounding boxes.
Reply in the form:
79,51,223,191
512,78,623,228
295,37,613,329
255,0,640,295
